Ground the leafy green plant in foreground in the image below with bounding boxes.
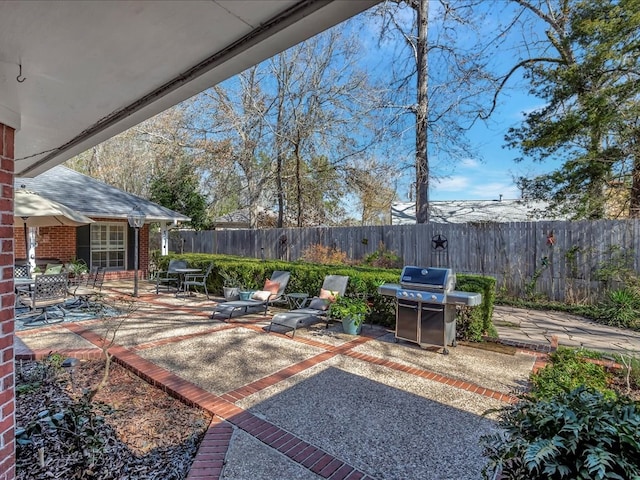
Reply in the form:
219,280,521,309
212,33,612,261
481,387,640,480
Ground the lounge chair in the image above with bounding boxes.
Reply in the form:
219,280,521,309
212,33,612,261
156,259,187,293
268,274,349,338
211,270,291,320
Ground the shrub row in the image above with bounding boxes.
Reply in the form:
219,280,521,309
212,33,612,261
155,253,496,341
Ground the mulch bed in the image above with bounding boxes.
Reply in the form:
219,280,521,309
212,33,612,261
15,358,212,479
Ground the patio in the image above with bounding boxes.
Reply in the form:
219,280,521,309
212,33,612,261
15,279,539,480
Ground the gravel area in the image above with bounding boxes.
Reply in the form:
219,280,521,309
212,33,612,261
138,327,326,395
16,327,99,351
352,334,535,393
222,428,321,480
86,312,227,347
236,355,503,480
284,322,361,347
17,285,543,479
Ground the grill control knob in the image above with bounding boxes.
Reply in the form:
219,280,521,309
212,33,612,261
431,294,437,301
416,293,422,299
402,291,408,297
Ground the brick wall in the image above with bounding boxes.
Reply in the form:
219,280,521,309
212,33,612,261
14,225,77,262
0,123,16,480
14,219,150,277
139,224,149,278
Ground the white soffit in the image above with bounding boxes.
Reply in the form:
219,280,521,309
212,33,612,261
0,0,379,176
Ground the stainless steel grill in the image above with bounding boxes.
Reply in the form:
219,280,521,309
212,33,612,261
378,266,482,354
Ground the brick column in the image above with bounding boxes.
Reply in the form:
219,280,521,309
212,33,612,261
0,123,15,480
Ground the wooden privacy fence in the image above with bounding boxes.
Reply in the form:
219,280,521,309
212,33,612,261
163,220,640,302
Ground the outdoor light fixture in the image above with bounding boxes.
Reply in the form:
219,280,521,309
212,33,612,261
127,206,146,297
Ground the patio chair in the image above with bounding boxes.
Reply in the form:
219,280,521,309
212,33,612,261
211,270,291,320
14,263,31,279
156,259,187,293
16,272,69,324
67,266,106,309
180,263,214,299
267,274,349,338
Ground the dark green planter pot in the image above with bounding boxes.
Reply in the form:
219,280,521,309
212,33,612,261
342,315,363,335
239,290,256,301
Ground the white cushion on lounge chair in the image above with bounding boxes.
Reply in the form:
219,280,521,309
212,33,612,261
251,290,271,301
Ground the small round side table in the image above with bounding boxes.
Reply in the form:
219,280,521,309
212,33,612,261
286,292,309,309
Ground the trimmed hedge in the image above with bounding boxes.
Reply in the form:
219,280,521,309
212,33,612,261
456,274,497,340
155,253,496,341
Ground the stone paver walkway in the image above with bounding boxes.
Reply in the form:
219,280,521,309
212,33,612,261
493,304,640,356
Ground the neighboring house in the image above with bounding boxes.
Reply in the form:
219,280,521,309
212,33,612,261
391,198,562,225
15,165,190,278
212,207,278,229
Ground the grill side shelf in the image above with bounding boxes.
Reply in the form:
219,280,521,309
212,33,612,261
445,291,482,306
378,283,401,297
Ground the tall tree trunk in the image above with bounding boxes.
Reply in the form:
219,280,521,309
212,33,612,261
630,129,640,218
415,0,429,223
275,90,285,228
294,136,303,227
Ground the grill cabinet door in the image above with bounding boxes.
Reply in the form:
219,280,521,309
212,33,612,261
420,304,445,347
396,301,419,342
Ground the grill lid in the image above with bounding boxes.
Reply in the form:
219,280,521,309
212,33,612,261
400,266,456,292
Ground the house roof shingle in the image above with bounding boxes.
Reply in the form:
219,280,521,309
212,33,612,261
392,199,561,224
16,165,190,223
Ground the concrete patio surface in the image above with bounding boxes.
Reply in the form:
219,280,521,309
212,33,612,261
14,279,639,479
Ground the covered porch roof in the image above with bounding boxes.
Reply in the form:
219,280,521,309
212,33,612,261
0,0,379,177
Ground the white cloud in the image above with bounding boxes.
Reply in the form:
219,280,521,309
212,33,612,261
431,174,521,201
433,176,470,191
460,158,480,168
469,182,520,199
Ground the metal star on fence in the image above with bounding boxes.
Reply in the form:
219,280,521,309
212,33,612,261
432,234,448,251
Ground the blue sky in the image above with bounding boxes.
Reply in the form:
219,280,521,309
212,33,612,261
429,90,552,202
354,2,564,204
427,86,573,202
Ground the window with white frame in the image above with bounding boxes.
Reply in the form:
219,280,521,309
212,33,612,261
90,223,126,269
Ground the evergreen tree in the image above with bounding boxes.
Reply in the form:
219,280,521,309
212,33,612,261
149,163,210,230
505,0,640,219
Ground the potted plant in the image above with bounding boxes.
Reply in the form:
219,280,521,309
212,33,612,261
221,270,242,300
328,295,371,335
64,258,89,284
